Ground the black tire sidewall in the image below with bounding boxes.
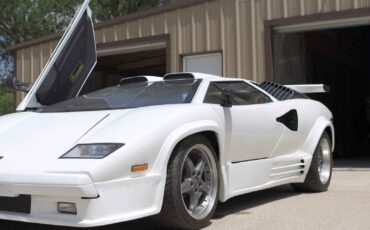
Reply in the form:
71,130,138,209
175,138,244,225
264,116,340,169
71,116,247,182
291,131,333,193
307,132,333,191
167,135,219,229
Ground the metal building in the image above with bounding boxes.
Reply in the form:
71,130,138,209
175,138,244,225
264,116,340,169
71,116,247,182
8,0,370,157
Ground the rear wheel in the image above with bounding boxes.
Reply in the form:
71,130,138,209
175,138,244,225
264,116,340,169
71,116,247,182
154,135,219,230
292,132,332,192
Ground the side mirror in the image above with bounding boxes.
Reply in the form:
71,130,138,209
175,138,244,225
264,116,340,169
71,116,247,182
2,75,31,93
220,88,250,107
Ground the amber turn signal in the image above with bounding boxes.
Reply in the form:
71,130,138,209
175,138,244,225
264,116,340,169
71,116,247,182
131,163,148,172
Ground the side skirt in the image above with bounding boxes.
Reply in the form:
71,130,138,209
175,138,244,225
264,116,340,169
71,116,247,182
219,153,313,202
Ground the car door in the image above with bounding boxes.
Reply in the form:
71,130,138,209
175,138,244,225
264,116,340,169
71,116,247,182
17,0,96,111
204,81,285,162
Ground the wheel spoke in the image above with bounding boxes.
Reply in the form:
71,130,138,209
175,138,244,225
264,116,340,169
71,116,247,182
189,191,197,212
185,157,195,175
181,178,193,194
195,191,202,208
179,144,218,220
195,160,205,176
189,191,202,212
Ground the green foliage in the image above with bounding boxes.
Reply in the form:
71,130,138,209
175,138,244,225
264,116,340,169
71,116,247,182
90,0,176,21
0,0,177,55
0,0,81,57
0,0,78,42
0,86,14,115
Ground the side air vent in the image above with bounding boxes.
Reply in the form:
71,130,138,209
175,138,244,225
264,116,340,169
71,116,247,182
163,73,194,81
270,158,306,180
259,81,294,101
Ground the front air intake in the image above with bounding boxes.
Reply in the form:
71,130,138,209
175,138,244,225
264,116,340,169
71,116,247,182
0,195,31,214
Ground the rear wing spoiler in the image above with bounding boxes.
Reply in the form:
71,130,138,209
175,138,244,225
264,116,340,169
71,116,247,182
284,84,330,94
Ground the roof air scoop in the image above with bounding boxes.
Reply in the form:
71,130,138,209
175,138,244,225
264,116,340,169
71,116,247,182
163,73,195,81
119,76,149,85
119,76,162,85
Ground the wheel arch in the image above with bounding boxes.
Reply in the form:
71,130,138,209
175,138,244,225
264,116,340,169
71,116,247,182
152,120,223,173
303,116,335,156
163,130,221,170
194,131,220,160
150,120,224,213
324,126,335,152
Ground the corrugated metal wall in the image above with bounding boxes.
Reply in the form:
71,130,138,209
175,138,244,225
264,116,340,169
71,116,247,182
14,0,370,104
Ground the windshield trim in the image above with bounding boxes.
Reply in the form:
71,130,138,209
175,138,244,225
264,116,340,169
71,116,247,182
38,79,202,113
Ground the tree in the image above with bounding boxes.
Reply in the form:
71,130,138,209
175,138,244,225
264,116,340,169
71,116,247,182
0,0,81,74
0,85,13,115
90,0,176,22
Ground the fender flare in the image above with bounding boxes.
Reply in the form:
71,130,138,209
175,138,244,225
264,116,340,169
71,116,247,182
150,120,224,210
302,116,335,156
152,119,223,174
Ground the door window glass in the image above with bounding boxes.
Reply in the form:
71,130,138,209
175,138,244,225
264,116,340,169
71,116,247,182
204,82,272,105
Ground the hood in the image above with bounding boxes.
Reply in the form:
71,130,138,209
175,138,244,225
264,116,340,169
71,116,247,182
0,104,218,181
0,111,110,173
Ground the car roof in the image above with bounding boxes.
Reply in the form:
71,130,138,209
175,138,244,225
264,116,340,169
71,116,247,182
161,72,253,83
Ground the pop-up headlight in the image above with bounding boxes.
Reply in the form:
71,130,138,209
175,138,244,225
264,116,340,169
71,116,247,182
60,144,124,159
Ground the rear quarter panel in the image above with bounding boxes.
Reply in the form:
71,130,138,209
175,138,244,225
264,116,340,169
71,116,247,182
271,99,334,158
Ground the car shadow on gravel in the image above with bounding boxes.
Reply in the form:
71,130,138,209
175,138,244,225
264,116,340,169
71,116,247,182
0,185,300,230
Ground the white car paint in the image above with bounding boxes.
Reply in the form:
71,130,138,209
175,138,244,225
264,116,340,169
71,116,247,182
285,84,329,93
0,74,334,227
0,0,334,227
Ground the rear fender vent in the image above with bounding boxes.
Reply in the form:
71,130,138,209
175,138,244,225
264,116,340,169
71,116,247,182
260,81,294,101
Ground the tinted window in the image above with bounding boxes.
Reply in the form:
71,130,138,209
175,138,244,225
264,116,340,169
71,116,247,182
40,79,201,112
204,81,272,105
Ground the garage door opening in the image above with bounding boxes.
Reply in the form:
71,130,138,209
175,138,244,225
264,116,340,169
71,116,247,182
272,25,370,158
80,48,167,94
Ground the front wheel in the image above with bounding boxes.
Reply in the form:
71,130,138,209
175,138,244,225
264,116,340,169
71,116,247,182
292,131,333,192
154,135,219,230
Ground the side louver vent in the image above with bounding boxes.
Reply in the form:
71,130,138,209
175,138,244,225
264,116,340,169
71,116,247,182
260,81,294,101
270,158,306,180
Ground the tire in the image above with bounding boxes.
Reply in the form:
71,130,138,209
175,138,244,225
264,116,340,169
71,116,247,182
154,134,219,230
292,132,333,192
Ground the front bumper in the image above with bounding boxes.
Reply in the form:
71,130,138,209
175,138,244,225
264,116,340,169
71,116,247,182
0,173,164,227
0,172,98,198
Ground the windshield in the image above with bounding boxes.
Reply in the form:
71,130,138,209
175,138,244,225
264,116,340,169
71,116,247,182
39,79,201,112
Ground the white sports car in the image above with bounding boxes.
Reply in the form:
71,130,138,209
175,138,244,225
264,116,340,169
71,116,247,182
0,1,334,229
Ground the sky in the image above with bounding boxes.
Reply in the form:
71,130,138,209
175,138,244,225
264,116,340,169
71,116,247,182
0,36,11,79
0,37,13,80
0,57,6,80
0,56,13,80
